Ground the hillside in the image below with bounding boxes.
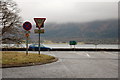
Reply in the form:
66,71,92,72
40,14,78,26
30,19,118,44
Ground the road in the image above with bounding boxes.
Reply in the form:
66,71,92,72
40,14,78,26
2,51,118,78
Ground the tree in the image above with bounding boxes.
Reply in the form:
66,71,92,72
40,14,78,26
0,0,24,44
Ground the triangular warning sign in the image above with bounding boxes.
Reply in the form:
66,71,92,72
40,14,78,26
34,18,46,28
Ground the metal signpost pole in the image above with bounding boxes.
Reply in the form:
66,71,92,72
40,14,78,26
26,34,28,55
34,18,46,55
38,28,40,55
23,21,32,55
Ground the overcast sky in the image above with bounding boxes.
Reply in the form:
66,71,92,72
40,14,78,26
14,0,118,24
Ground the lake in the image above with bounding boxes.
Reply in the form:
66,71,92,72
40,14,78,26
1,44,118,49
44,44,118,49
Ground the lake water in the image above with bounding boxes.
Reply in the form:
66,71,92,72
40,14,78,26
44,44,118,49
1,44,118,49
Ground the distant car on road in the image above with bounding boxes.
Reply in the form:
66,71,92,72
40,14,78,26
29,44,52,51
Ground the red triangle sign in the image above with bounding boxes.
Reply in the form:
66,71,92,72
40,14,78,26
34,18,46,29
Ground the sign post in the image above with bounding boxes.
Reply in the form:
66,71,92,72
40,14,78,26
26,33,29,55
34,18,46,55
23,21,32,55
69,41,77,50
38,31,40,54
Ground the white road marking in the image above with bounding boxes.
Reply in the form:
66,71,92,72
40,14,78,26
104,52,118,56
75,52,91,57
85,53,91,57
76,52,82,55
59,58,75,77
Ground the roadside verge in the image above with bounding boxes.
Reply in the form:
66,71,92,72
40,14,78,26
2,51,58,68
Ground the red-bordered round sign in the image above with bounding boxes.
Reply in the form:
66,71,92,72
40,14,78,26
23,21,32,31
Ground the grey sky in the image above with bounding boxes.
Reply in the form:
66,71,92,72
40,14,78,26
14,0,118,23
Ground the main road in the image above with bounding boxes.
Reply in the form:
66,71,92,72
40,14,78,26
2,51,118,78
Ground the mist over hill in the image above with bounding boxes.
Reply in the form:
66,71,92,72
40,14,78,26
30,19,118,44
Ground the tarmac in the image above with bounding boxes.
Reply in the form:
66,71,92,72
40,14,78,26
2,51,118,78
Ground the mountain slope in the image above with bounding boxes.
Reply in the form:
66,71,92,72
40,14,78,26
41,19,117,41
30,19,118,43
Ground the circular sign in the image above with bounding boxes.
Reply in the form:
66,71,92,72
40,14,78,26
23,21,32,31
25,33,29,37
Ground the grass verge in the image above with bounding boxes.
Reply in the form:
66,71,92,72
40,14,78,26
2,51,57,68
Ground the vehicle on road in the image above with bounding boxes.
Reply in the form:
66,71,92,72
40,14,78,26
29,44,52,51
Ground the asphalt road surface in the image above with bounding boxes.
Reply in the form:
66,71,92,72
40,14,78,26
2,51,118,78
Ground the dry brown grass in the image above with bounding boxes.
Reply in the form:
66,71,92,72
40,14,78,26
2,51,55,65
